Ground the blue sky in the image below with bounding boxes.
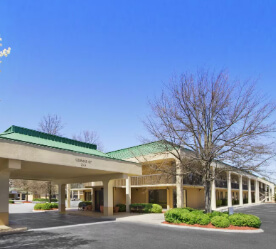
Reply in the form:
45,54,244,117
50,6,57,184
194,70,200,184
1,0,276,157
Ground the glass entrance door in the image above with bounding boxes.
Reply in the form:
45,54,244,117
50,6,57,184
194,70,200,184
149,189,167,208
95,189,103,212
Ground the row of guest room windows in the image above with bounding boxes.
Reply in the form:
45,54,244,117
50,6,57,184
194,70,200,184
216,191,248,200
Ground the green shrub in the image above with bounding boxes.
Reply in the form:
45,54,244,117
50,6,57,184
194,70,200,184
42,203,52,210
184,207,196,212
210,211,222,218
33,198,58,202
34,203,58,210
50,203,58,209
130,203,162,213
229,213,261,228
78,201,92,208
196,213,210,225
165,208,261,229
34,203,43,210
151,204,163,213
179,212,197,225
9,200,15,204
116,204,126,212
211,216,230,228
216,200,222,207
164,208,189,223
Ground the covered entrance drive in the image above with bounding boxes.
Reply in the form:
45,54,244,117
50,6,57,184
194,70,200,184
0,126,141,226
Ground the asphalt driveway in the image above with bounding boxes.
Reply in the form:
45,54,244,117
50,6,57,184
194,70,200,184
1,204,275,249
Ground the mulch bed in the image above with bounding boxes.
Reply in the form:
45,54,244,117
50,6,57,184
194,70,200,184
22,201,32,203
33,208,58,211
162,221,258,230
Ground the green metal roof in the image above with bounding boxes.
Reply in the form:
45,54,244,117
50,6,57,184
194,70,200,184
0,125,111,159
107,141,174,160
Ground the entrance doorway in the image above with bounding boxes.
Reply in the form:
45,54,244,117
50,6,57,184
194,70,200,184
95,189,103,212
149,189,167,208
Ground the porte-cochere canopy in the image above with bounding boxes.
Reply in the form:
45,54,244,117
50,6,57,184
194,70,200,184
0,125,141,225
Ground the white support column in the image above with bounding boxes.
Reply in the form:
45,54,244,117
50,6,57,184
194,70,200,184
239,175,243,206
176,161,184,208
248,178,252,204
103,180,114,216
268,186,272,202
0,172,10,225
227,171,232,207
272,185,275,202
211,167,216,210
91,188,93,203
58,184,66,213
255,180,259,203
126,176,131,212
66,184,71,208
78,190,80,200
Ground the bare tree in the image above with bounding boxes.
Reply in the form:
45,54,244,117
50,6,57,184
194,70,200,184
144,69,276,213
10,180,57,201
38,114,64,202
38,114,64,135
73,130,104,151
11,179,38,201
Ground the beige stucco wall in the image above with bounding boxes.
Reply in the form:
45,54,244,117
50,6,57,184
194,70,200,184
113,188,126,206
131,188,148,203
186,187,205,209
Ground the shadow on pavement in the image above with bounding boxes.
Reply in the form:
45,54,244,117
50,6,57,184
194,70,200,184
0,230,96,249
9,212,115,229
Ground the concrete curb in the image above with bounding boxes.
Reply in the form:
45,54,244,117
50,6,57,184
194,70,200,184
0,227,27,236
161,223,264,233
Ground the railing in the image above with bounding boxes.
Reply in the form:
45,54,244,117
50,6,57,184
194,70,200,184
114,174,204,187
183,174,203,186
243,184,248,190
231,182,239,189
114,174,176,187
215,180,227,188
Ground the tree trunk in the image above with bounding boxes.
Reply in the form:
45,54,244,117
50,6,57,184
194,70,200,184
26,191,29,202
204,180,212,213
48,182,52,203
176,161,184,208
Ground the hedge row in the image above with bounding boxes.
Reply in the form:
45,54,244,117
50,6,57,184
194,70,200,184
116,204,126,212
130,203,163,213
9,200,15,204
34,203,58,210
33,198,58,202
78,201,92,208
164,208,261,228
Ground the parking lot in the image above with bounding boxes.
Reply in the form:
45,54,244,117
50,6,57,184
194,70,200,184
1,203,275,249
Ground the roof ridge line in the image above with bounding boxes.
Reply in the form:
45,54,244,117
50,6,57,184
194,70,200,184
107,141,161,154
4,125,98,150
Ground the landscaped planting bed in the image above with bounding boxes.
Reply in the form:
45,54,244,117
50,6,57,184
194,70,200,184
164,208,261,230
34,203,58,210
33,198,58,202
130,203,163,213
